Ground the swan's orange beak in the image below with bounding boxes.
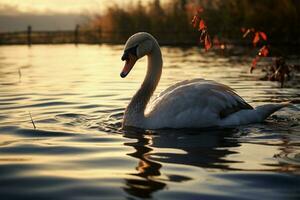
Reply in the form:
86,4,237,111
120,54,137,78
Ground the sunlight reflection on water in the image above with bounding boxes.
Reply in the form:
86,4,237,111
0,44,299,199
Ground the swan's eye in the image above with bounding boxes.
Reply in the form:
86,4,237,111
121,45,138,61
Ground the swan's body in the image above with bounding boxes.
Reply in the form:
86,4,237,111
120,32,290,129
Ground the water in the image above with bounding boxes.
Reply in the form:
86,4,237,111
0,44,299,200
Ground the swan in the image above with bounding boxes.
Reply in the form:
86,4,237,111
120,32,291,129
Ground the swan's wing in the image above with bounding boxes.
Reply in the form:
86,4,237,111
147,79,252,121
157,78,205,97
210,86,253,118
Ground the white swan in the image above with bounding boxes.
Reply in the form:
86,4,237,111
120,32,291,129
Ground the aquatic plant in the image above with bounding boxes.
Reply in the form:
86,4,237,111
29,111,36,129
191,6,212,51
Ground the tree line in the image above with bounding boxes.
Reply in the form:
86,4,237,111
86,0,300,45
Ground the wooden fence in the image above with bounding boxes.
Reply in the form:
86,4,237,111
0,25,206,46
1,25,299,47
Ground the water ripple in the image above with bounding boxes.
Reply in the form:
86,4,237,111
0,45,299,200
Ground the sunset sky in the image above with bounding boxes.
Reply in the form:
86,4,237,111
0,0,157,32
0,0,124,32
0,0,155,14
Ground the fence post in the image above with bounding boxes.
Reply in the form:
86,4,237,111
27,25,32,46
98,27,102,44
74,24,80,45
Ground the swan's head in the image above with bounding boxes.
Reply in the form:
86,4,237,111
120,32,155,78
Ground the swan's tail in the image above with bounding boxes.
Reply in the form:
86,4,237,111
255,101,297,121
255,103,289,121
220,101,298,127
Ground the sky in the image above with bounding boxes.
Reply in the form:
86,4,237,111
0,0,155,32
0,0,124,32
0,0,108,14
0,0,153,15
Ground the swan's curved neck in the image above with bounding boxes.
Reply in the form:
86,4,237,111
124,43,162,127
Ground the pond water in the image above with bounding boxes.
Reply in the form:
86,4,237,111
0,44,299,200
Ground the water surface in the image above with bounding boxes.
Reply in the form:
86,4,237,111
0,45,299,199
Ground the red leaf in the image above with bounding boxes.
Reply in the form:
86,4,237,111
198,19,206,31
199,30,206,43
258,45,269,57
251,57,259,73
252,57,258,67
204,34,212,51
259,32,267,41
252,32,260,46
191,15,199,28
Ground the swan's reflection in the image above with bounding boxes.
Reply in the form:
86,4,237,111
123,129,165,198
122,128,240,198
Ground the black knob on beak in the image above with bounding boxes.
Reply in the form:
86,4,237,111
121,53,128,61
120,72,127,78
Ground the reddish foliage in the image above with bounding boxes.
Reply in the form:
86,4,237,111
241,28,268,47
250,46,270,73
259,32,267,41
242,28,271,73
191,15,199,28
253,32,260,46
258,45,269,57
199,31,205,43
198,19,206,31
204,34,212,51
191,6,212,51
251,57,259,73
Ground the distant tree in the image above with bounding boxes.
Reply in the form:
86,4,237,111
85,0,300,44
